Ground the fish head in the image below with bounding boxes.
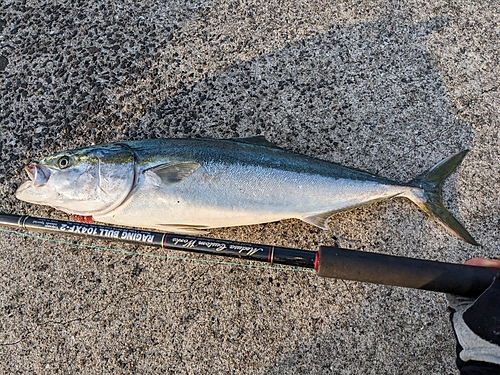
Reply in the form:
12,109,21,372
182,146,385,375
16,143,136,216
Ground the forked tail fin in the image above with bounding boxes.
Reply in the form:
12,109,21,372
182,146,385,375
407,150,479,246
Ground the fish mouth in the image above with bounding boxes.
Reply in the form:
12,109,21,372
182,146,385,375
25,163,51,187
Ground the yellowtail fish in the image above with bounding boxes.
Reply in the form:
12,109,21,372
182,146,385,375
15,137,478,245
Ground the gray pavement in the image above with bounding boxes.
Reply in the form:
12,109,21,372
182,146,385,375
1,0,499,373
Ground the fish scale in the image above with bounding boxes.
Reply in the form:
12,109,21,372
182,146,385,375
97,162,402,231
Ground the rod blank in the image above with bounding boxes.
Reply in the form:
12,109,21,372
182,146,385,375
1,213,497,297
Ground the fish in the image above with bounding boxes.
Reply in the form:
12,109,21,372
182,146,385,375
15,136,478,245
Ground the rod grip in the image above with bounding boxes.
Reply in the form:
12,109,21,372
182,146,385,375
316,246,500,297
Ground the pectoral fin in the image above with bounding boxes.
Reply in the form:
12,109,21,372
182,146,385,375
148,162,201,184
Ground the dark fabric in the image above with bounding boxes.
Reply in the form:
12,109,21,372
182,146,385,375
450,277,500,374
463,278,500,345
459,361,500,375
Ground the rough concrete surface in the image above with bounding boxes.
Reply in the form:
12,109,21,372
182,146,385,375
0,0,499,373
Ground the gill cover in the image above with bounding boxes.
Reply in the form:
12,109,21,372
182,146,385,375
16,144,136,216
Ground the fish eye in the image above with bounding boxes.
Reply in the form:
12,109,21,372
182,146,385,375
57,156,71,169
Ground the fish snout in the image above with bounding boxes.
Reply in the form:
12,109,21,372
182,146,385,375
25,163,51,187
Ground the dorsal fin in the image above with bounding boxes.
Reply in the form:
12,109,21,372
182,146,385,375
231,136,281,149
148,162,200,184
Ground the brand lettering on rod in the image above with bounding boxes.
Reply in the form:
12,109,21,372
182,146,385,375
60,223,100,236
171,238,197,248
120,231,154,243
229,244,264,256
58,224,154,243
169,238,263,256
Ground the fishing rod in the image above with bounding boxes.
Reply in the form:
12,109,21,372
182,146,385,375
0,212,497,298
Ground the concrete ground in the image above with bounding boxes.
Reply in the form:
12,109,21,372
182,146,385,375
1,0,499,373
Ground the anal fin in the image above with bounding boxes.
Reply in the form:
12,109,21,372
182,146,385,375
157,223,210,235
302,211,338,230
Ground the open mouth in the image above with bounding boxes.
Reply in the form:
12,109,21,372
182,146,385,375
25,163,51,187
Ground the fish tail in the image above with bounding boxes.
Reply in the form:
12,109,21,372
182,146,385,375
406,150,479,246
